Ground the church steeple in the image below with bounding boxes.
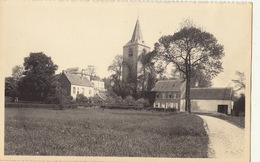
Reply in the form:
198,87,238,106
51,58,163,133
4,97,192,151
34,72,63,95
130,19,144,43
122,19,150,86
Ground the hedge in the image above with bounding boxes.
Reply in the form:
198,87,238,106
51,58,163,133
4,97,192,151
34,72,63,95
5,103,60,109
100,105,177,112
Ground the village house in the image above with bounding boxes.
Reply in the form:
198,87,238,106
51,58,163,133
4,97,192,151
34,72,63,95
59,71,95,99
151,80,185,110
59,67,107,102
151,79,234,114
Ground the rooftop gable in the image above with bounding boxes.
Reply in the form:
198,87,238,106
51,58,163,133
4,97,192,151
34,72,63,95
182,87,234,100
62,72,93,88
151,79,185,92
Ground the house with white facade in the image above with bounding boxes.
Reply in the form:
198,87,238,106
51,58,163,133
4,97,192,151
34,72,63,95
59,71,94,99
151,79,234,114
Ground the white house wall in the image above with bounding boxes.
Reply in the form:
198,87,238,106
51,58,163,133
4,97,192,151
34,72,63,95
70,85,94,99
180,99,233,114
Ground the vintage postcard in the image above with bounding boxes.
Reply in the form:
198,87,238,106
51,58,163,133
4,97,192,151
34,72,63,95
0,0,252,162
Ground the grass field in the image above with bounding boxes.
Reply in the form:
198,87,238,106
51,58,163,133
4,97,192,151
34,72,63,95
5,108,208,157
194,112,245,128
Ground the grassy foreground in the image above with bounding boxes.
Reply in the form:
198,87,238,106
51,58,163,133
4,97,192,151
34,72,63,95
5,108,208,157
194,112,245,128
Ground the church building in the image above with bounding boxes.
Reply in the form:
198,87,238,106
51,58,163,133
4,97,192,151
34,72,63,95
122,19,150,84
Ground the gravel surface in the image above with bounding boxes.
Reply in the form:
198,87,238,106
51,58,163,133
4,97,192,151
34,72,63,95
198,115,245,158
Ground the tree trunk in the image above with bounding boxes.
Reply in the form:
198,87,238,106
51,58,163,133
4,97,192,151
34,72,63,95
186,72,191,113
142,66,146,97
187,54,191,113
185,56,192,113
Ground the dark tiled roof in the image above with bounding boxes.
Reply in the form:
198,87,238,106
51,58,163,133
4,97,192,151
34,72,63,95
151,80,185,91
63,72,93,87
188,88,233,100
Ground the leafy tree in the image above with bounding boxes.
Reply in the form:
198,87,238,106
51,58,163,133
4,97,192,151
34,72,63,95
18,52,58,101
12,65,24,81
157,22,224,113
138,50,157,97
108,55,123,96
190,69,213,87
233,93,245,116
5,65,24,99
5,77,19,97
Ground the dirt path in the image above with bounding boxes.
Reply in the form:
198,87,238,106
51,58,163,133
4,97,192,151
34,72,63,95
198,115,245,158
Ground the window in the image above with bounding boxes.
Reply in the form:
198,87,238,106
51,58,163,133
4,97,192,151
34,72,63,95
156,93,159,98
82,88,85,95
168,93,172,98
73,87,76,94
129,48,133,57
173,92,177,99
154,102,159,107
89,90,92,95
162,93,166,99
77,87,79,95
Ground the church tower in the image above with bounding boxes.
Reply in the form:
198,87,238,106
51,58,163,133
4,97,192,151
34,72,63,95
122,19,150,84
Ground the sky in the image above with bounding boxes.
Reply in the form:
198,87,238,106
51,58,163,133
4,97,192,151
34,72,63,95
0,1,251,88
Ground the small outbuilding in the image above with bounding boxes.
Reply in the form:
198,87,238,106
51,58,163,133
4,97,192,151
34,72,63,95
180,87,234,114
151,79,234,114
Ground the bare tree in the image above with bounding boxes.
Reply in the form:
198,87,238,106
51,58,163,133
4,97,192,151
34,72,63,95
232,71,245,91
86,65,97,80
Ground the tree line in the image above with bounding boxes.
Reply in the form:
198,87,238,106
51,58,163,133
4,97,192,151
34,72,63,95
5,20,245,113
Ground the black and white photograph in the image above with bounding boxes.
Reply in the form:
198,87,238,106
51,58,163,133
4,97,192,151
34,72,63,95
0,1,252,161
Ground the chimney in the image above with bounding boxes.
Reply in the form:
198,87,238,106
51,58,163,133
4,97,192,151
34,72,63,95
81,69,85,80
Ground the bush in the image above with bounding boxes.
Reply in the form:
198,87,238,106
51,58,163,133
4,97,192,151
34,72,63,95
136,98,150,107
46,96,61,104
123,96,136,105
76,94,89,104
5,103,59,109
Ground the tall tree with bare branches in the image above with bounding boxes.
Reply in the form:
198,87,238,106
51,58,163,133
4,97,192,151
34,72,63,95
157,21,224,113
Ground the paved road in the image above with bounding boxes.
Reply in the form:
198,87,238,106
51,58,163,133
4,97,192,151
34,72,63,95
198,115,245,158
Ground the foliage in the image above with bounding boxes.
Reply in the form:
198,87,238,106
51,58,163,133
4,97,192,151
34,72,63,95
12,65,24,81
76,94,90,104
5,65,24,98
156,21,224,112
5,77,19,97
195,112,245,128
107,55,124,97
5,103,59,109
233,93,245,115
137,50,157,97
123,96,136,105
190,69,213,87
18,52,58,101
136,98,150,106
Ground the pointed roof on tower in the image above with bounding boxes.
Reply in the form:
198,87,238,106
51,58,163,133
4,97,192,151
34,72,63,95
131,19,144,43
124,19,149,47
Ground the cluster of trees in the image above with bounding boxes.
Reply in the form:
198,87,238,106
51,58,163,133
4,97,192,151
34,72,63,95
5,20,246,114
106,20,245,114
107,20,225,112
5,52,60,102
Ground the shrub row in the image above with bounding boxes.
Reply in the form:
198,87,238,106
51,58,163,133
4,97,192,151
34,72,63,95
100,105,177,112
5,102,101,110
5,103,60,109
